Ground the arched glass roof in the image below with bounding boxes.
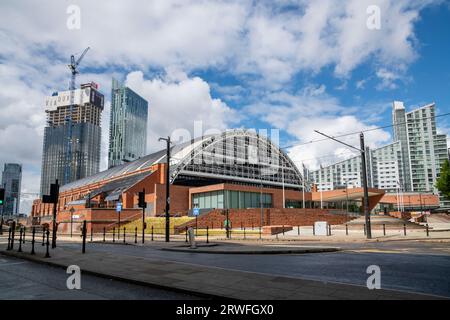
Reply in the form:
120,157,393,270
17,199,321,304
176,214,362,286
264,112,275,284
60,129,307,193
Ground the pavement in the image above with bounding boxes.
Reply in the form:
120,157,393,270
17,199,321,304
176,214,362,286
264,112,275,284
0,254,198,300
0,237,447,300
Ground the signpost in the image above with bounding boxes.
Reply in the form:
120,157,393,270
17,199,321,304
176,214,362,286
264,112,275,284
193,208,200,236
69,207,75,238
116,202,122,239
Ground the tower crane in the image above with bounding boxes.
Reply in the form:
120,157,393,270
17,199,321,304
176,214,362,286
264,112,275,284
64,47,90,185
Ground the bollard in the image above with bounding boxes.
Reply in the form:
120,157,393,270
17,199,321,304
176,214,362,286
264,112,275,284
7,226,11,250
31,227,36,255
298,225,300,236
185,226,188,243
42,227,45,246
90,225,93,242
10,221,16,250
135,227,137,244
82,220,87,254
403,224,406,236
426,224,429,237
45,229,50,258
113,227,115,243
206,226,209,244
243,227,246,240
259,226,262,240
23,227,26,244
363,224,366,236
103,227,106,242
18,227,23,252
142,223,146,244
312,224,315,236
383,224,386,236
328,224,332,236
123,227,126,244
151,225,154,241
346,224,348,236
282,225,285,236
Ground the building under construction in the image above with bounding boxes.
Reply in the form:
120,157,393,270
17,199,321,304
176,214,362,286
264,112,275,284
40,82,104,195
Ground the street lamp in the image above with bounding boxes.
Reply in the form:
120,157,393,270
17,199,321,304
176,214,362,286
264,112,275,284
314,130,372,239
159,136,172,242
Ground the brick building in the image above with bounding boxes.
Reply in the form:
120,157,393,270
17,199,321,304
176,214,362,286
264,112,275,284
31,129,391,232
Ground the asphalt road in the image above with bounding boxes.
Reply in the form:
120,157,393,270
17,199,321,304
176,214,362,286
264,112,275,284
68,241,450,298
0,255,199,300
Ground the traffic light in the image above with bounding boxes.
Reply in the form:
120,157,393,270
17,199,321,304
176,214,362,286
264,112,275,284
42,180,59,204
138,191,146,208
0,188,4,205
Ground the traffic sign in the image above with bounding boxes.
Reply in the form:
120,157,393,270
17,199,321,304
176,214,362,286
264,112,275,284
116,202,122,212
193,208,200,216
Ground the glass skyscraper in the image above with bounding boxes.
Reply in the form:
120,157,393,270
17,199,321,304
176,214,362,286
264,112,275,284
108,78,148,168
40,82,104,195
1,163,22,215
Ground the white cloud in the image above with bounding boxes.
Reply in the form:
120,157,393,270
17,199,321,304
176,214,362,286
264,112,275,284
124,70,238,153
0,0,443,213
245,86,392,170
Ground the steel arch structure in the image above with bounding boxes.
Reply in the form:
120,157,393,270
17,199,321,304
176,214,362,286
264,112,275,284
169,129,309,190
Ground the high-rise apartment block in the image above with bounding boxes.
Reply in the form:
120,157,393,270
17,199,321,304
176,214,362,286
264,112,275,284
312,101,449,205
108,78,148,168
40,82,104,195
1,163,22,215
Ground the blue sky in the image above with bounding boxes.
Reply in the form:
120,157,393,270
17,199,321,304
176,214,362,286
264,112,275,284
0,0,449,212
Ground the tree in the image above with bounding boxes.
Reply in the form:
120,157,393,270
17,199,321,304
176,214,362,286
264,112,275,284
436,159,450,199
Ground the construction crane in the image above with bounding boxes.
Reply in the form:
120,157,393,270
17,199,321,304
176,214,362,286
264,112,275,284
64,47,90,185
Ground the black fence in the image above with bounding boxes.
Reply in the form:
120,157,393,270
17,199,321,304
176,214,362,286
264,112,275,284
1,220,433,258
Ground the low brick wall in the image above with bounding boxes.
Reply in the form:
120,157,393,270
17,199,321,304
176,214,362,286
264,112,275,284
263,225,293,235
388,211,412,220
175,208,354,234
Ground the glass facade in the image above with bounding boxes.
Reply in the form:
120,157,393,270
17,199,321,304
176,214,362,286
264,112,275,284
40,122,101,195
1,163,22,215
40,84,104,195
192,190,272,209
108,78,148,168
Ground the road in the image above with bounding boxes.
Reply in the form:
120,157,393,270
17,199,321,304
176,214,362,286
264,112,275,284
61,240,450,298
0,255,199,300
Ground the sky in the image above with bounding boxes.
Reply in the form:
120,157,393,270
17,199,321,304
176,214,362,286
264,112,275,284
1,0,450,214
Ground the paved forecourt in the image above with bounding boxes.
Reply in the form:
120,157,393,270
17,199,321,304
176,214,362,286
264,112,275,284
0,239,445,300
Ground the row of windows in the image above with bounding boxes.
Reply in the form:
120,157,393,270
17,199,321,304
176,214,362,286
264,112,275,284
192,190,273,209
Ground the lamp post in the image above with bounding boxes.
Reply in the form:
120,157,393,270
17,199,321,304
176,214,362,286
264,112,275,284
159,136,171,242
314,130,372,239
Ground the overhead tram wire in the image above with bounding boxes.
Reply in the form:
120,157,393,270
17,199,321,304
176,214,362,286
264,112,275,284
280,111,450,150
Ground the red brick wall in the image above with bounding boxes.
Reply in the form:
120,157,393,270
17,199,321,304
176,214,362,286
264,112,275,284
175,208,354,233
56,208,142,233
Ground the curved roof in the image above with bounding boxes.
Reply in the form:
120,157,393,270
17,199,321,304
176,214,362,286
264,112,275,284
60,149,166,192
61,129,307,193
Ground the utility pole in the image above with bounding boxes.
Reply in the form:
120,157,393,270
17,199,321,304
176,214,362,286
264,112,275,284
314,130,372,239
359,133,372,239
159,136,171,242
